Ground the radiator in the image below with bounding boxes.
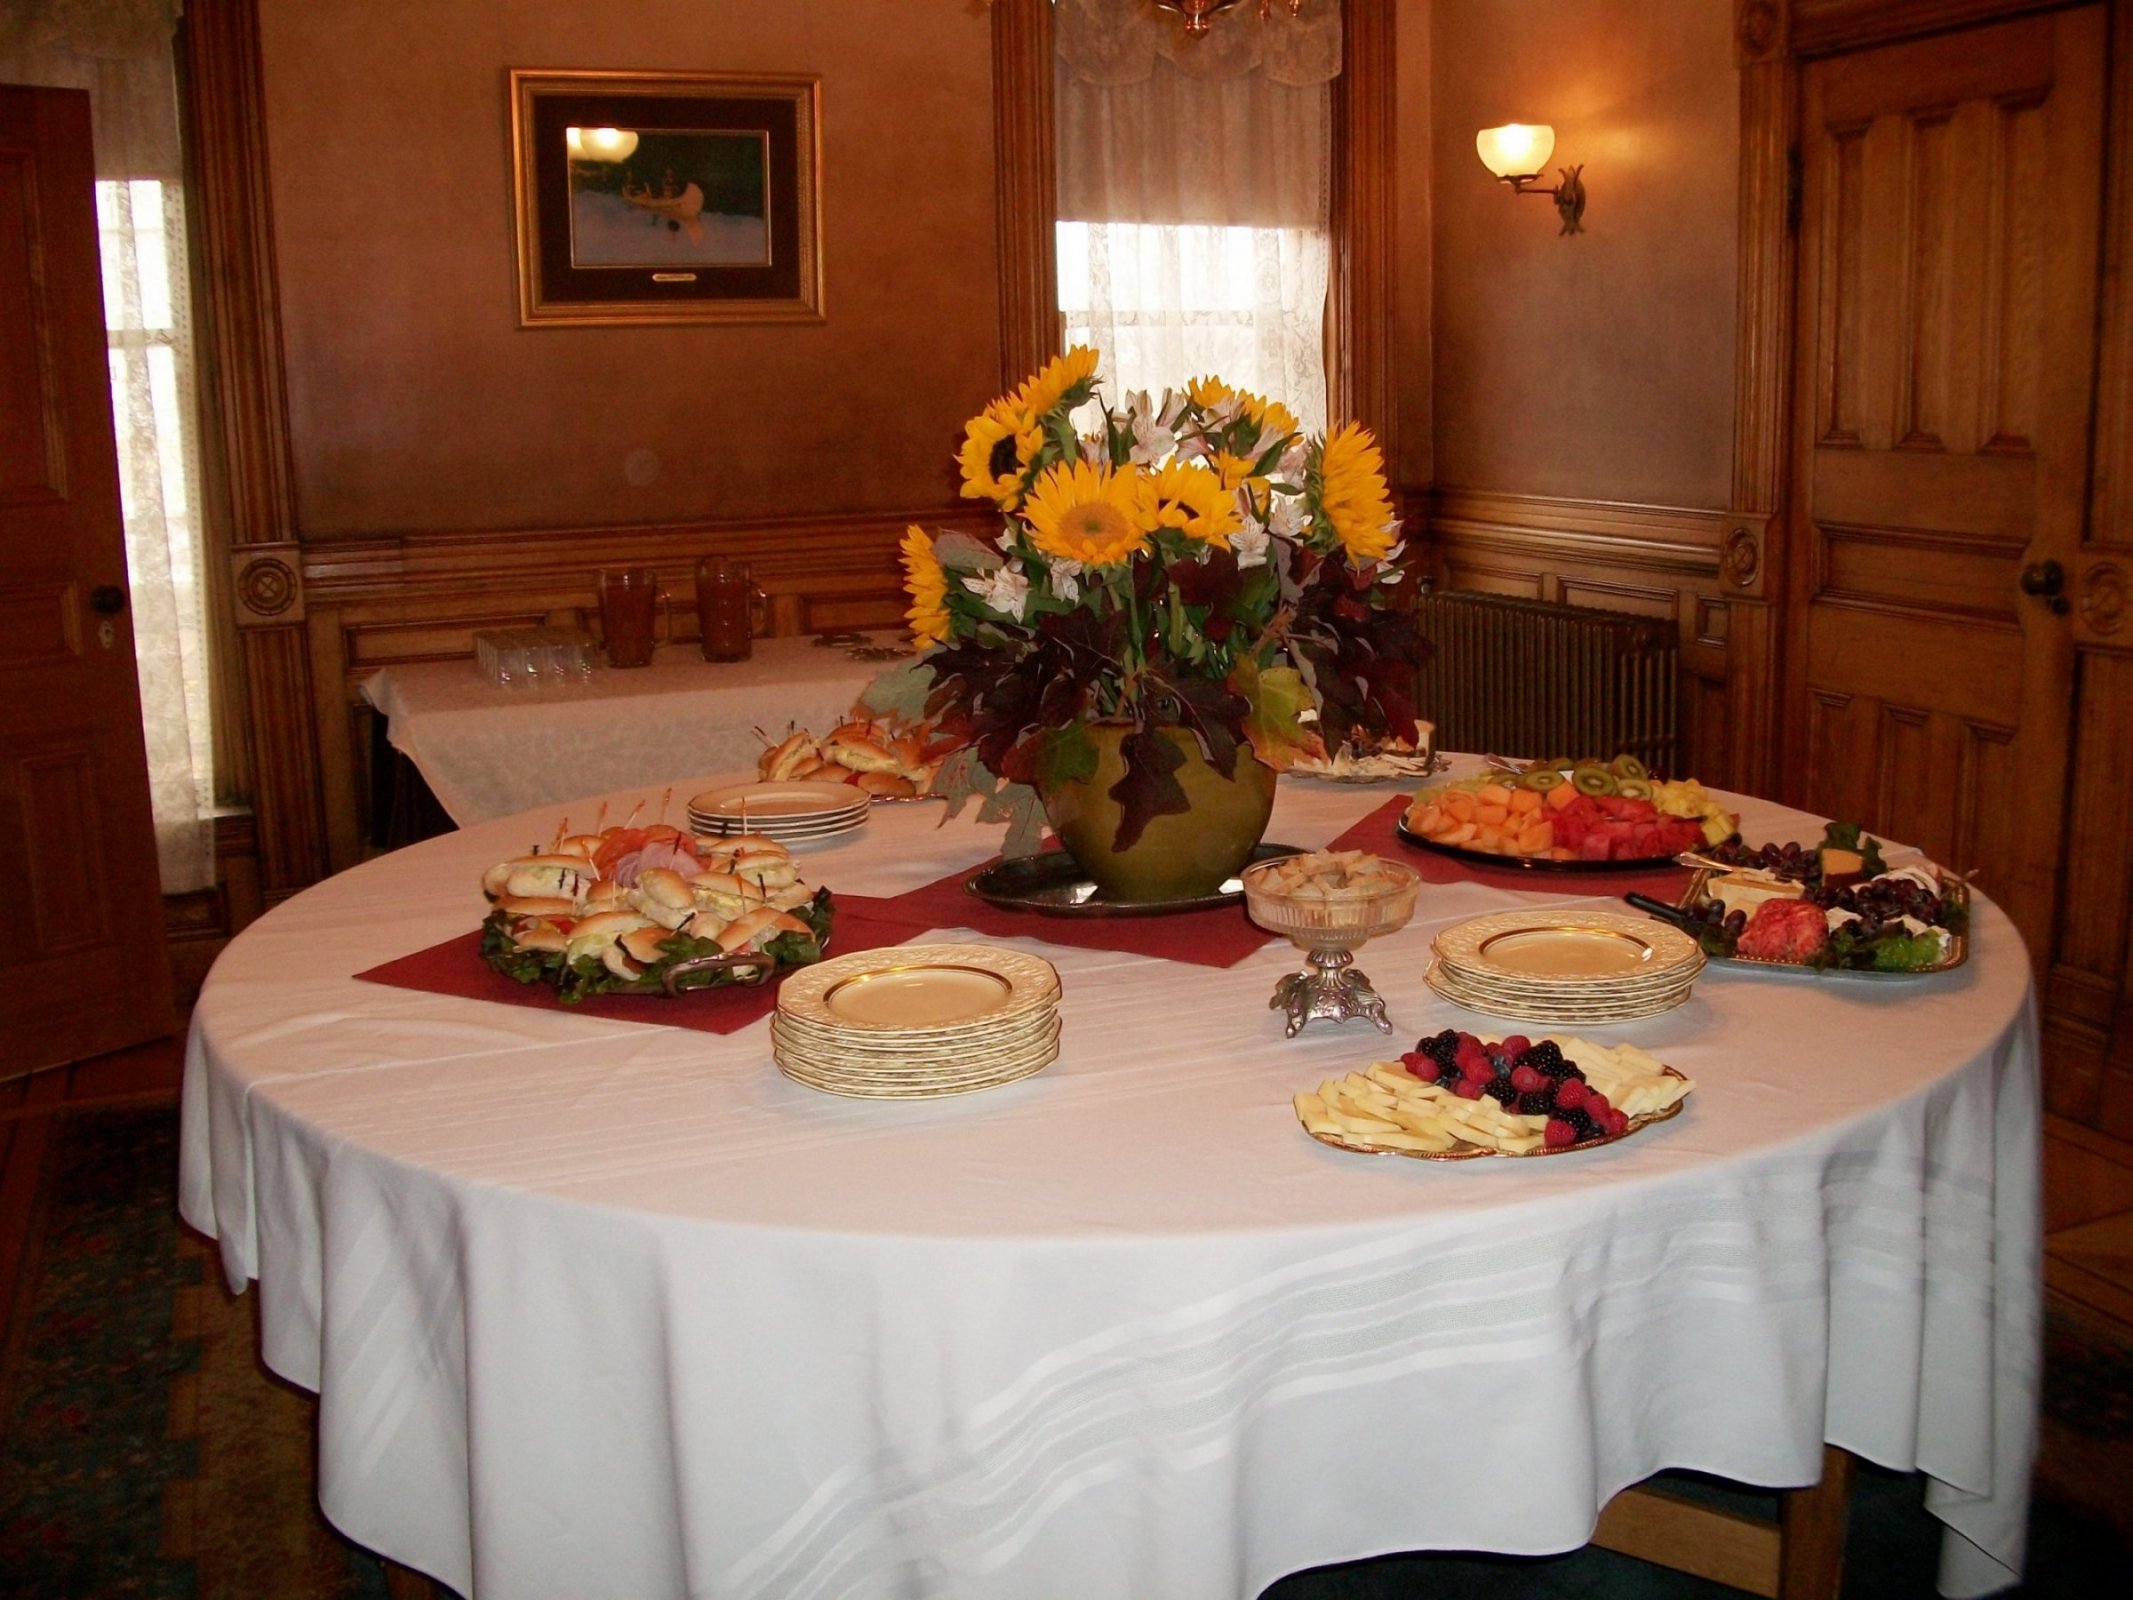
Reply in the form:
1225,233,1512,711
1411,591,1680,773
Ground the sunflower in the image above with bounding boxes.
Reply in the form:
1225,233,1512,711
1185,375,1235,412
957,397,1041,508
1236,391,1301,453
1150,459,1241,547
1020,459,1154,568
900,525,952,647
1314,423,1398,566
1207,450,1265,495
1015,345,1101,419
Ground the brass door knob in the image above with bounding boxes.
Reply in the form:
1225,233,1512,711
2019,560,2068,614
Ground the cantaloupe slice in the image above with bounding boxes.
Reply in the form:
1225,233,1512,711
1475,802,1509,829
1443,791,1478,823
1476,782,1514,807
1545,782,1579,812
1507,788,1543,816
1515,820,1554,853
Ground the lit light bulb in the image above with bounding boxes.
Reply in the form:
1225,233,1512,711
566,126,640,163
1475,124,1556,181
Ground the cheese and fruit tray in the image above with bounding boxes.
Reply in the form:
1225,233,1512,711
1295,1029,1694,1159
1398,754,1736,869
1647,822,1969,976
480,821,834,1003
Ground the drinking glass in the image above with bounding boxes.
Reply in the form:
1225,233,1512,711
695,556,771,663
598,568,669,668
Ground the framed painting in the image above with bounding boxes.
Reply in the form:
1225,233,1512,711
509,69,823,327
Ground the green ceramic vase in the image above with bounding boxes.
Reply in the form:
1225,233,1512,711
1039,724,1277,902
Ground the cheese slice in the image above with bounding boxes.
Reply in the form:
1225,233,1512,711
1709,869,1804,919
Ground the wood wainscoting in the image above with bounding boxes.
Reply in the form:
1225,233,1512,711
298,507,979,875
1422,487,1770,791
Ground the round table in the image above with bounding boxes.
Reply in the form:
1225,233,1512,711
178,767,2040,1600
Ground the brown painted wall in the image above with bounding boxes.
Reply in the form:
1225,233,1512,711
1429,0,1738,509
1390,0,1431,489
257,0,1000,536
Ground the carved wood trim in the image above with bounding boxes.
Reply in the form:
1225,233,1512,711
1429,489,1732,576
182,0,330,892
991,0,1059,388
1790,0,2070,56
1330,0,1394,437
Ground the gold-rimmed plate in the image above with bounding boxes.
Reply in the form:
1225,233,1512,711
777,943,1061,1035
1434,909,1702,986
1423,961,1695,1023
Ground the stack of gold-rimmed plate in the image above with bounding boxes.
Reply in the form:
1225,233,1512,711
772,943,1063,1097
1425,908,1703,1022
688,779,869,846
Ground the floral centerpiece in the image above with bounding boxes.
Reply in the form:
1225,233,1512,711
882,347,1426,894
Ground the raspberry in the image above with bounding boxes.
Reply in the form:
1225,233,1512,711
1409,1058,1441,1083
1584,1092,1612,1117
1602,1108,1631,1137
1544,1117,1578,1148
1499,1034,1532,1058
1509,1064,1545,1093
1399,1050,1427,1072
1454,1079,1486,1100
1460,1054,1496,1083
1555,1078,1589,1111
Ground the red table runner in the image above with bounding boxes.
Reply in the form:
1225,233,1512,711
355,797,1695,1016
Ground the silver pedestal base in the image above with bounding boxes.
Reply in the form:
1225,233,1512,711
1269,946,1393,1038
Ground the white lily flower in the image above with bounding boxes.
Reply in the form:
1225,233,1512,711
1079,434,1107,465
1233,516,1271,570
1278,440,1309,480
963,561,1031,622
1129,408,1177,465
1157,388,1189,430
1047,557,1083,604
1267,494,1309,540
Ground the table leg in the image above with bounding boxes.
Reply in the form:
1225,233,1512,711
1778,1445,1854,1600
383,1559,448,1599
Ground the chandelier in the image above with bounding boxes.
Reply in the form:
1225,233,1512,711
1158,1,1306,37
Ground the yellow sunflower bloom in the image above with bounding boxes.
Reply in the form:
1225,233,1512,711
1150,459,1242,547
1315,423,1399,566
958,398,1039,508
1186,375,1236,411
900,525,952,647
1014,345,1101,419
1021,459,1154,568
1236,391,1301,453
1207,450,1265,494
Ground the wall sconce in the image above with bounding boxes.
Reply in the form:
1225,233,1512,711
566,126,640,163
1476,124,1586,236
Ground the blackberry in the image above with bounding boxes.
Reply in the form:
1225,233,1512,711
1481,1078,1519,1107
1563,1108,1600,1141
1518,1040,1566,1074
1516,1090,1553,1117
1418,1029,1462,1065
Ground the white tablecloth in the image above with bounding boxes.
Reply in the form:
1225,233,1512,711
178,764,2040,1600
361,635,899,825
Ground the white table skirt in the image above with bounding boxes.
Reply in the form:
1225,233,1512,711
361,635,899,826
178,764,2039,1600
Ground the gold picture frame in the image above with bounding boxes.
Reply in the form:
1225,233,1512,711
509,68,823,327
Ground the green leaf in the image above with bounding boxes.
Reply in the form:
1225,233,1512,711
1230,657,1323,767
859,660,937,722
1033,720,1098,792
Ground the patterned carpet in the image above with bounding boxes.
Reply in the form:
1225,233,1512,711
2,1106,2128,1599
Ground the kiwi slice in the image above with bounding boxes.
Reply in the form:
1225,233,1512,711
1615,777,1653,801
1518,768,1566,792
1572,765,1617,797
1610,754,1650,781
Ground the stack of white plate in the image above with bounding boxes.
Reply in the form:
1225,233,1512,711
772,943,1063,1098
1425,908,1703,1023
688,779,869,845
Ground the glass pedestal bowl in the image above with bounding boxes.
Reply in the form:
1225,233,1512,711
1241,855,1421,1037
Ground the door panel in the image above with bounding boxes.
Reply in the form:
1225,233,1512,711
1784,8,2102,970
0,85,174,1076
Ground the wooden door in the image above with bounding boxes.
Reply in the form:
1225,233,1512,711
0,85,175,1077
1783,8,2103,970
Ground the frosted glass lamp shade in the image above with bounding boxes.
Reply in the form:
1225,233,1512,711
566,126,640,163
1476,124,1555,180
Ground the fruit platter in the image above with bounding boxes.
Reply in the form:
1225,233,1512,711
1294,1029,1695,1159
480,822,833,1003
1398,755,1737,868
1647,822,1969,976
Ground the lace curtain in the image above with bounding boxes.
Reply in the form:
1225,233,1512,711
1053,0,1339,430
1,0,214,893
